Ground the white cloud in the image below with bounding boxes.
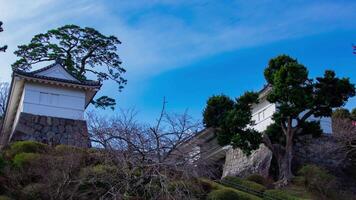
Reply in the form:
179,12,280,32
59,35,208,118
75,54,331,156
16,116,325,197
1,0,356,83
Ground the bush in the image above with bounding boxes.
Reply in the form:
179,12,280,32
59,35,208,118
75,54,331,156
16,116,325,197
0,154,5,173
208,188,261,200
8,141,48,157
21,183,47,200
222,176,266,192
0,196,12,200
264,190,303,200
12,153,40,168
246,174,266,185
199,178,225,191
298,165,337,199
208,188,241,200
55,144,85,154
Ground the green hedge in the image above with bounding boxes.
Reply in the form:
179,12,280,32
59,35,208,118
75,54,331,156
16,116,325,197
264,189,304,200
8,141,48,157
222,176,266,192
12,153,40,168
208,188,261,200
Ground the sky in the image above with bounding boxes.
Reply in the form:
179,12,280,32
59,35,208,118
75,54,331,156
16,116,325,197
0,0,355,123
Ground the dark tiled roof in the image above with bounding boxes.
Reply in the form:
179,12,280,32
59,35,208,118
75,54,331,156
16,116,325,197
13,63,101,87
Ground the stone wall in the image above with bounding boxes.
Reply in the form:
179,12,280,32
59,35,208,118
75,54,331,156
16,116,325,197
11,112,90,148
222,144,272,178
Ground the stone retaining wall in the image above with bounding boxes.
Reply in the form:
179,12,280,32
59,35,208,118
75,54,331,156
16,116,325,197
11,112,90,148
222,144,273,178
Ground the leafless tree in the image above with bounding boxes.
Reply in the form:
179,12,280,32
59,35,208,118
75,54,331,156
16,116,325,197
87,100,216,199
333,117,356,163
0,82,9,116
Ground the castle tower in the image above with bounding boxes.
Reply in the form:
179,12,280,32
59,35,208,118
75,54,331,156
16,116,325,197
0,62,101,148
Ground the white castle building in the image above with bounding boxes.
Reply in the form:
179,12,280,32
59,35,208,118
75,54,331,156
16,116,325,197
0,62,101,148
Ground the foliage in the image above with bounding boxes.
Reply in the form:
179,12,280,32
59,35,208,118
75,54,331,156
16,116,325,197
203,95,234,127
264,120,323,145
246,174,266,186
0,154,5,173
12,153,40,168
0,21,7,52
21,183,47,200
204,54,355,183
222,176,266,192
203,92,260,155
351,108,356,119
298,165,337,199
0,141,206,200
12,24,127,109
332,108,351,119
7,141,49,157
263,189,303,200
0,196,12,200
208,188,247,200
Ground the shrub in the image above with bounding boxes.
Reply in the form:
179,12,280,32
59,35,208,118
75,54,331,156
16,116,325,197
21,183,47,200
246,174,266,185
0,196,12,200
298,165,337,199
55,144,85,154
12,153,40,168
208,188,241,200
208,188,261,200
291,176,305,187
222,176,266,192
8,141,48,157
199,178,225,191
0,154,5,173
264,190,303,200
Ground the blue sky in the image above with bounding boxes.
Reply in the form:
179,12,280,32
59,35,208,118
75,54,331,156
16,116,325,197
0,0,355,123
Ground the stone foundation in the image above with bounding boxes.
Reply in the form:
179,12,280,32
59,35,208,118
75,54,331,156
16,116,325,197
222,144,272,178
11,112,90,148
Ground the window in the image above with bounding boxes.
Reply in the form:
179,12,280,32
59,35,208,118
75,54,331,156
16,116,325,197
39,92,60,106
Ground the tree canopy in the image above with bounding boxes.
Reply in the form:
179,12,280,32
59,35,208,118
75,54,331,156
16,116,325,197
203,54,355,185
0,21,7,52
12,25,126,109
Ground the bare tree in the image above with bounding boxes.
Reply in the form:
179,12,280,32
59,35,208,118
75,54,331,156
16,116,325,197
333,117,356,163
0,82,9,116
87,100,215,199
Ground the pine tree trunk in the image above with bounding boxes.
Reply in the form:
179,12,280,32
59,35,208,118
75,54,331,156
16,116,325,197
275,128,295,187
276,148,294,187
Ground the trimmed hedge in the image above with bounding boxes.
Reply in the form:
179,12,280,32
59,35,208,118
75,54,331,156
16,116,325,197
222,176,266,192
12,153,40,168
8,141,48,157
208,188,262,200
264,189,304,200
208,188,242,200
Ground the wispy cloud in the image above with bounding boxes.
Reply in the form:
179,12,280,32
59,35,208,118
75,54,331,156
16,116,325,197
1,0,356,83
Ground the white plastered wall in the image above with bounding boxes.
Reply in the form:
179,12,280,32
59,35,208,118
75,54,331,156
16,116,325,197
22,82,85,120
